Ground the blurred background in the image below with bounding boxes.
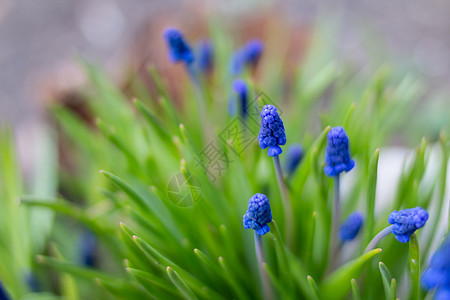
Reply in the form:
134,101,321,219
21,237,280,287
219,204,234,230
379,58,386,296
1,0,449,128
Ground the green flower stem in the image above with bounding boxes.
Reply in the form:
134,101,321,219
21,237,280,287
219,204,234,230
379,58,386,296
254,232,273,300
364,225,393,253
329,174,340,269
273,155,294,247
408,233,420,300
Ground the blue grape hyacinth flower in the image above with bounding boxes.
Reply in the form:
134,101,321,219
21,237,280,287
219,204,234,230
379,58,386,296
243,193,272,235
0,280,10,300
324,126,355,177
388,207,428,243
338,211,364,242
421,235,450,300
230,39,264,75
197,39,214,74
163,28,194,65
231,79,248,118
285,144,304,176
258,105,286,157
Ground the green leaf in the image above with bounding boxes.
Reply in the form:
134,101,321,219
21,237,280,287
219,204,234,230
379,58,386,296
306,275,320,300
365,149,380,246
126,267,180,298
320,249,382,300
351,279,361,300
408,233,420,300
390,278,397,300
166,266,198,300
36,256,117,282
378,262,392,300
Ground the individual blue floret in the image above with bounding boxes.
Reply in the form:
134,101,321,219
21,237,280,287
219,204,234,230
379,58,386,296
388,207,428,243
198,39,213,74
243,193,273,235
285,144,304,176
421,235,450,300
230,39,264,75
338,211,364,242
163,28,194,65
258,105,286,157
324,126,355,177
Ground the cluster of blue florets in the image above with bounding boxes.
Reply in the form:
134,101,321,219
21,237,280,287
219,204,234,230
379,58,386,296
198,39,214,74
163,28,194,65
243,193,272,235
229,79,248,118
230,39,264,75
285,144,304,176
258,105,286,157
388,207,428,243
324,126,355,177
421,235,450,300
338,211,364,242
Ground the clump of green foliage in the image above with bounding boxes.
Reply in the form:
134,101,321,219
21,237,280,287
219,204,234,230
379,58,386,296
0,21,448,300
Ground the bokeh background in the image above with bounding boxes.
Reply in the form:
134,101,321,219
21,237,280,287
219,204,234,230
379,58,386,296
1,0,450,128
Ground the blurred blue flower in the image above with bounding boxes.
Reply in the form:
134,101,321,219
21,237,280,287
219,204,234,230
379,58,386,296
230,39,264,75
231,79,248,118
163,28,194,65
243,193,272,235
324,126,355,177
285,144,304,176
338,211,364,242
197,39,214,74
421,235,450,299
0,280,10,300
388,207,428,243
258,105,286,157
79,231,97,267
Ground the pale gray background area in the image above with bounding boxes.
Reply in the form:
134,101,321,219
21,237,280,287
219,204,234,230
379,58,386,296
0,0,449,125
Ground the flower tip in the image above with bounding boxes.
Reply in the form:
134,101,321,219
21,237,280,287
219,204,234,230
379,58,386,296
132,235,138,240
267,146,283,157
166,266,172,271
99,170,104,174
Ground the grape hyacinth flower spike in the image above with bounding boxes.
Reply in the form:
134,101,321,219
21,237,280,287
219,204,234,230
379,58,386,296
258,105,286,157
163,28,194,65
228,79,248,118
324,126,355,177
243,193,274,299
243,193,272,235
258,105,293,245
325,126,355,263
365,207,428,252
0,280,10,300
338,211,364,242
197,39,214,75
230,39,264,76
421,235,450,300
285,144,304,177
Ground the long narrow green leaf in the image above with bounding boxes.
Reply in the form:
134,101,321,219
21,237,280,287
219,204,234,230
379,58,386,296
351,279,361,300
36,256,117,282
390,278,397,300
217,257,250,300
378,262,392,300
132,235,224,300
365,149,380,246
166,266,198,300
409,233,420,300
306,275,320,300
320,249,382,300
126,267,180,298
